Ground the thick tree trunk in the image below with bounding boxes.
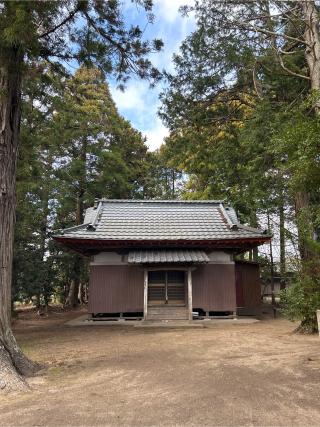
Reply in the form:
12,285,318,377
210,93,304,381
295,1,320,260
301,0,320,110
0,46,39,390
65,277,80,307
78,282,87,304
83,282,88,303
0,341,26,392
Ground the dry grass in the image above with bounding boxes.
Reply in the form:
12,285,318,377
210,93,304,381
1,309,320,426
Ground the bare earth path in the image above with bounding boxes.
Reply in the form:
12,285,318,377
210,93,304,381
1,310,320,426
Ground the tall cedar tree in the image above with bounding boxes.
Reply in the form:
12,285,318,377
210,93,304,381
0,1,162,391
13,64,58,309
52,66,149,306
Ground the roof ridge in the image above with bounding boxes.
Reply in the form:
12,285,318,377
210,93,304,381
237,223,269,235
98,199,224,204
53,223,89,235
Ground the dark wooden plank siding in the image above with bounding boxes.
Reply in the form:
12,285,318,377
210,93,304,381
235,262,261,310
192,264,236,311
88,262,259,315
88,265,144,314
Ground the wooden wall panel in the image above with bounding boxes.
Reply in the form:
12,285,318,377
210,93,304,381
88,262,260,315
235,262,261,310
192,264,236,311
88,265,144,314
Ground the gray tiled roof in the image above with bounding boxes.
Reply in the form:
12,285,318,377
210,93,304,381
54,199,268,242
128,249,210,264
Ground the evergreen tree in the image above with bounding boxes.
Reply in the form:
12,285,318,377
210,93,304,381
14,63,58,309
51,66,149,306
0,0,162,391
143,148,183,199
160,1,320,331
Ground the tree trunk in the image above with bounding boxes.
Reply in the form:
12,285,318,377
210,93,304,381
279,201,286,290
65,278,80,308
65,139,86,307
290,3,320,262
76,191,84,226
295,1,320,257
301,0,320,110
295,191,313,260
83,282,88,303
0,342,26,392
296,1,320,255
250,211,259,261
78,282,87,304
0,46,39,390
267,212,276,308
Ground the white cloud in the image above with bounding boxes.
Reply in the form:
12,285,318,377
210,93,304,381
111,82,169,151
154,0,194,23
110,80,148,112
108,0,196,151
110,80,168,150
150,1,196,72
143,118,169,151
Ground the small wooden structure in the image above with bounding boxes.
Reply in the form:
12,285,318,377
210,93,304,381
53,200,270,320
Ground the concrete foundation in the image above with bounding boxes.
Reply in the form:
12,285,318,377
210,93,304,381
66,314,259,328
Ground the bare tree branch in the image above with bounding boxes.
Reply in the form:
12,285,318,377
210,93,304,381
278,48,299,55
237,21,308,46
277,50,311,80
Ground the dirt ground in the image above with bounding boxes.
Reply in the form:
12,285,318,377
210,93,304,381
1,309,320,427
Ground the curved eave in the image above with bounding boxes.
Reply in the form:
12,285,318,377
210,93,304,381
53,235,271,256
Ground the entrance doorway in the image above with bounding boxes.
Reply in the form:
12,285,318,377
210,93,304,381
148,270,186,306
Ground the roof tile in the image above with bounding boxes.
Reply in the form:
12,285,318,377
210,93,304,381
54,200,267,241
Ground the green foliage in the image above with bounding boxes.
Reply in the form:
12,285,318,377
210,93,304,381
0,0,163,318
143,148,184,199
13,63,58,304
159,0,320,332
270,95,320,194
280,271,320,334
14,63,154,306
0,1,163,83
51,65,149,228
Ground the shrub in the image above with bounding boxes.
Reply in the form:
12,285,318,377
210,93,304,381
280,267,320,333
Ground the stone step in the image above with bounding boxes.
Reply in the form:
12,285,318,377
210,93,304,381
147,312,188,318
147,318,189,322
147,307,189,320
148,307,188,313
147,313,188,319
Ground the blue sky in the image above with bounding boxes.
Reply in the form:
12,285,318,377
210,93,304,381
109,0,196,151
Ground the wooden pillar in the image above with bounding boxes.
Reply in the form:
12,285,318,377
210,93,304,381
143,269,148,321
187,267,193,321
